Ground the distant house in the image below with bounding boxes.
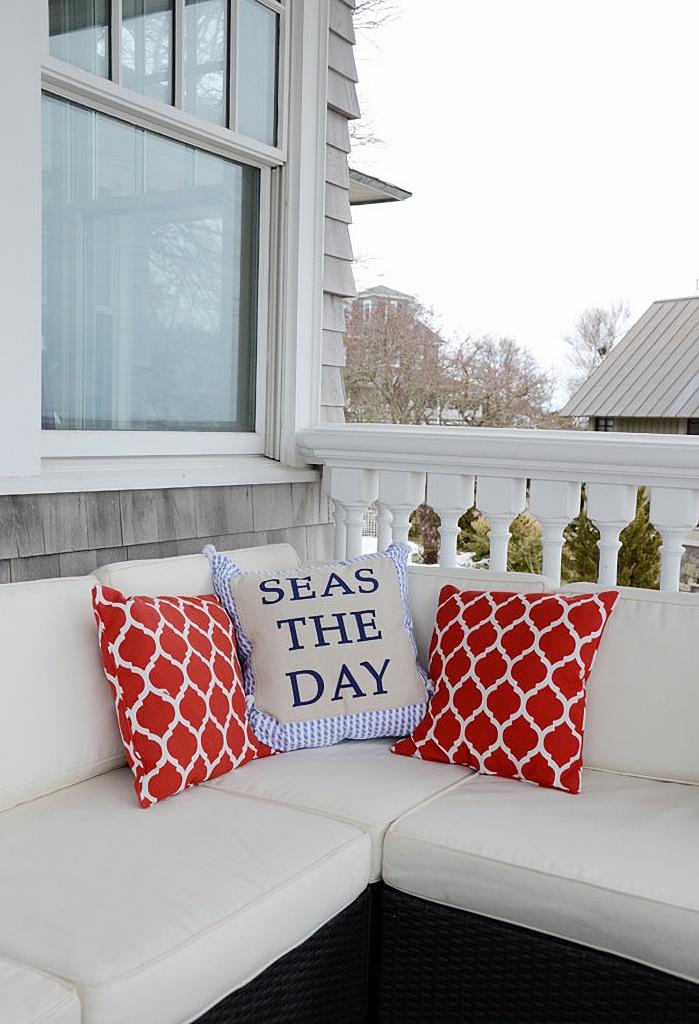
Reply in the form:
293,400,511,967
343,287,446,425
351,285,417,318
562,297,699,434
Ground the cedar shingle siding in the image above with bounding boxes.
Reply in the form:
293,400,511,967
321,0,359,423
0,483,334,583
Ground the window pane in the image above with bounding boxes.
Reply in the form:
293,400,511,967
122,0,174,105
42,94,259,432
49,0,110,77
184,0,228,127
237,0,278,145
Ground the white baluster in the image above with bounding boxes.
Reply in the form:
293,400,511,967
585,482,638,587
426,473,475,568
529,479,582,586
378,470,427,548
322,466,379,560
343,504,367,560
376,502,393,552
330,500,346,562
649,486,699,591
475,476,527,572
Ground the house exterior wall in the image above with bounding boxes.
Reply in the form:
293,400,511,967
615,417,685,434
0,482,333,583
0,1,355,579
321,0,359,423
592,417,688,434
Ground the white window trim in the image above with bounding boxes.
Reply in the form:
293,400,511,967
0,0,328,494
41,58,287,170
275,0,327,468
0,455,320,497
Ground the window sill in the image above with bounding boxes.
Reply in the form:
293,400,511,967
0,454,318,496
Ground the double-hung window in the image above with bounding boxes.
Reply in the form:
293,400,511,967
42,0,285,441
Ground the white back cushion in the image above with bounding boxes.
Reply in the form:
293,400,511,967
0,575,125,812
406,564,555,670
0,545,302,811
93,543,301,597
562,584,699,783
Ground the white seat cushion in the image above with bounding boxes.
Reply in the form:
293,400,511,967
205,738,469,880
0,959,80,1024
383,770,699,983
0,769,370,1024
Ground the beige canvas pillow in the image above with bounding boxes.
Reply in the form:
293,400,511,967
207,544,430,751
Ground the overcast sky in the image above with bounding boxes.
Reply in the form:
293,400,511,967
350,0,699,387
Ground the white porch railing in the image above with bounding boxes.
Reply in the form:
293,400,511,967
297,424,699,591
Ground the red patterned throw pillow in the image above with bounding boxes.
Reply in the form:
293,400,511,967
92,586,274,807
392,588,618,794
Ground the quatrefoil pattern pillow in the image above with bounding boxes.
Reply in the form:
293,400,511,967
392,588,618,794
92,586,274,807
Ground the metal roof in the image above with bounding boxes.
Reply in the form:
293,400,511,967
561,297,699,418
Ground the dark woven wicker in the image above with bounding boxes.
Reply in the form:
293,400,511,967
375,884,699,1024
192,885,377,1024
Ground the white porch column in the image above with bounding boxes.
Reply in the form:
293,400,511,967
585,482,638,587
322,466,379,560
649,486,699,591
378,470,427,547
529,479,582,586
426,473,476,568
476,476,527,572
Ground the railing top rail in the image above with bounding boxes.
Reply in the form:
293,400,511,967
298,424,699,489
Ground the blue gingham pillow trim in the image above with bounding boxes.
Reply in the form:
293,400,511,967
204,543,430,753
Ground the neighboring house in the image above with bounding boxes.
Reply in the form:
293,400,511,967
346,287,442,361
343,286,446,425
562,297,699,434
324,183,413,420
351,285,417,318
0,1,361,580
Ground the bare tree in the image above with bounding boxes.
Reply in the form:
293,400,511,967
344,296,557,429
350,0,397,149
353,0,397,30
564,301,630,395
443,335,556,429
343,295,450,424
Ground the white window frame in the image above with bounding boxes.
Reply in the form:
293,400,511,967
42,0,286,455
0,0,328,494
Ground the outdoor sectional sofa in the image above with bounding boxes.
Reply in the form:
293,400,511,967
2,541,699,1024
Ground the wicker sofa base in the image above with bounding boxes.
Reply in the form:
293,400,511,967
192,885,376,1024
188,882,699,1023
374,885,699,1024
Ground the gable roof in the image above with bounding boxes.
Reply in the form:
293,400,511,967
562,297,699,418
